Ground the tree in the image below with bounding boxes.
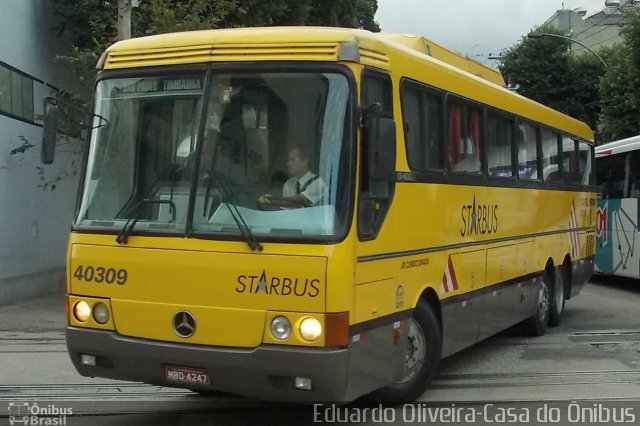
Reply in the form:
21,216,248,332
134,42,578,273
599,11,640,141
50,0,380,101
499,26,605,132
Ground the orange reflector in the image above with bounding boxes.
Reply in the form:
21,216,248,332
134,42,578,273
324,312,349,347
394,329,404,343
65,295,70,325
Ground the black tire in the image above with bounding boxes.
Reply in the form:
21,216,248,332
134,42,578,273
368,299,441,403
548,267,566,327
522,271,551,337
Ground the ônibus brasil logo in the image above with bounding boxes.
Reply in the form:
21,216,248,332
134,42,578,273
7,402,72,425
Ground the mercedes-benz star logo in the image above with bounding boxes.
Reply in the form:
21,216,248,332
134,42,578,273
173,311,196,338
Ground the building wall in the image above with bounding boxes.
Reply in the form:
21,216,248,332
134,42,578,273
0,0,81,304
543,2,639,57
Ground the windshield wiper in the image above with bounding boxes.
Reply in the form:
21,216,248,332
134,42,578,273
203,171,263,252
115,165,178,245
115,198,175,244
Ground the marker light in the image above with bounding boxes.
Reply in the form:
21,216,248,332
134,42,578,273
299,317,322,341
73,301,91,322
270,316,292,340
92,303,110,324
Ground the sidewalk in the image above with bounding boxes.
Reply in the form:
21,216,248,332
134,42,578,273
0,291,66,333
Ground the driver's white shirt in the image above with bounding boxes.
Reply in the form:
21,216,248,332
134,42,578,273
282,171,328,206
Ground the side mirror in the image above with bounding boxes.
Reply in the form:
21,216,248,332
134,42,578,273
42,102,60,165
365,115,396,182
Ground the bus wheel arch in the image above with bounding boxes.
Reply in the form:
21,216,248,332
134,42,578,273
367,287,442,402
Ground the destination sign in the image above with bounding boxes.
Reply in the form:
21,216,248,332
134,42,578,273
117,77,203,95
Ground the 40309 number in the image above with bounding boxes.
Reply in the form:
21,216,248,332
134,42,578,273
73,265,128,285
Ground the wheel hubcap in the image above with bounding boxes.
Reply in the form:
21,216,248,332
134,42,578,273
400,318,426,384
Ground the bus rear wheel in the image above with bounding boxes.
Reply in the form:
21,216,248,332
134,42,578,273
368,299,441,402
548,267,566,327
522,271,550,337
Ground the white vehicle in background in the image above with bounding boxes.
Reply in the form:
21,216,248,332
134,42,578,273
595,135,640,278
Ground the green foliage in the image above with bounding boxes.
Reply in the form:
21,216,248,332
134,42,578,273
563,51,605,132
136,0,237,35
598,11,640,141
50,0,380,101
499,26,605,132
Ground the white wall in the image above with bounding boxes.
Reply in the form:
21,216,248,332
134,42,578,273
0,0,81,304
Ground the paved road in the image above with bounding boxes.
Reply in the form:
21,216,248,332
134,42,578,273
1,277,639,425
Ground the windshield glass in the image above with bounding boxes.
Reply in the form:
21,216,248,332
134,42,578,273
77,70,353,241
78,74,204,232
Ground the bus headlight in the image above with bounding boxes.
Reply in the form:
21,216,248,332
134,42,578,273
92,303,110,324
73,301,91,322
299,317,322,341
270,316,292,340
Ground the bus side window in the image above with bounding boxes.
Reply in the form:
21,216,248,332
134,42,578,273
541,130,561,182
401,81,444,171
597,153,625,198
578,141,593,186
486,113,514,178
562,137,579,184
448,101,482,174
517,123,538,180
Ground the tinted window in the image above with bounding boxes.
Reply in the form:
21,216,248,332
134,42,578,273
487,113,514,177
563,137,579,184
449,101,482,174
517,123,538,180
401,82,444,170
541,130,561,182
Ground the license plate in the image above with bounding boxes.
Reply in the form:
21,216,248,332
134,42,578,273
164,365,211,385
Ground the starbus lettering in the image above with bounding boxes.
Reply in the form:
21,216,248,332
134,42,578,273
236,270,320,297
460,195,499,237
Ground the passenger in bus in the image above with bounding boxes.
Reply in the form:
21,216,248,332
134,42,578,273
257,144,327,208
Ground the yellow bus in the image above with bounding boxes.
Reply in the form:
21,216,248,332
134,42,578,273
47,27,597,402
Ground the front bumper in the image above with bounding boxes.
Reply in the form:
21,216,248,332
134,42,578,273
66,327,350,402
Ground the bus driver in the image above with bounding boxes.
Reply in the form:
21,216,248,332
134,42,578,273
258,145,327,208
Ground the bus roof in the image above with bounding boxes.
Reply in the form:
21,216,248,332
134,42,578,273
595,135,640,158
101,26,593,142
377,33,506,87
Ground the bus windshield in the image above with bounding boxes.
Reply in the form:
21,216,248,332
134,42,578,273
77,70,353,241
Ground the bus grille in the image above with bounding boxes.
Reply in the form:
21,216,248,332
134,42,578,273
210,43,339,61
105,43,341,68
360,47,390,69
585,234,595,257
106,45,214,68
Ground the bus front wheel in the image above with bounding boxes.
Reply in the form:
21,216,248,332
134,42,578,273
368,299,441,402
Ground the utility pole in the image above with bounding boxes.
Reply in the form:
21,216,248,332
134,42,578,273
118,0,132,40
